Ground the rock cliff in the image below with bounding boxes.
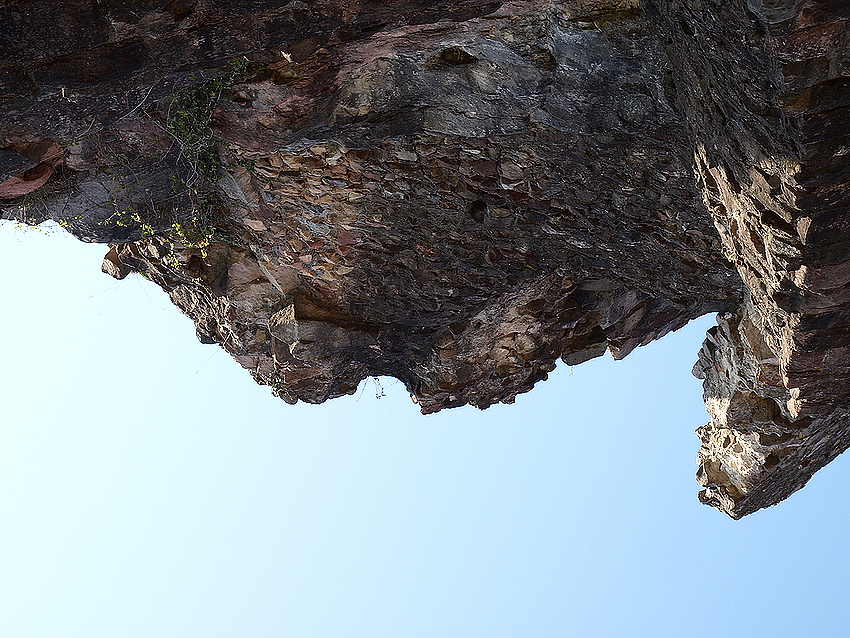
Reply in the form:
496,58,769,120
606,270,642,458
1,0,847,518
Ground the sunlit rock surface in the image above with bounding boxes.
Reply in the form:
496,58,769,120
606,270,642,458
1,0,847,518
650,0,850,517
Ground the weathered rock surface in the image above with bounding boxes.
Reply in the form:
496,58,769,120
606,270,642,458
1,0,847,517
648,0,850,517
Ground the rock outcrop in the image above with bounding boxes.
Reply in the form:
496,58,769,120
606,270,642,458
1,0,847,518
649,0,850,517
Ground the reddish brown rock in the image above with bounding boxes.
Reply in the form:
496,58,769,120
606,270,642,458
1,0,848,517
0,142,63,200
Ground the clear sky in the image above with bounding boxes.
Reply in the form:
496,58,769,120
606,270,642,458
1,220,849,638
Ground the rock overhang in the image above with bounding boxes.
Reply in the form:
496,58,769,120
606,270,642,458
1,0,847,518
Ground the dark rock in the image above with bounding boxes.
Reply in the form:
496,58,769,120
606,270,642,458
0,150,35,183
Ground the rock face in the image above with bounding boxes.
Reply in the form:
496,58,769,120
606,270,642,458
1,0,847,517
648,0,850,517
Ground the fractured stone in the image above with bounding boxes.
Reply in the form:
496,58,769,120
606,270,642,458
1,0,847,517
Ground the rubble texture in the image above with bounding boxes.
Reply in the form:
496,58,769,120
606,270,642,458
1,0,847,518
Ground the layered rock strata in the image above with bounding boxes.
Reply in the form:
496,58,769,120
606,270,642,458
1,0,847,517
646,0,850,517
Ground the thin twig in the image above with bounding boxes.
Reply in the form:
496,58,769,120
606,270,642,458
117,84,156,122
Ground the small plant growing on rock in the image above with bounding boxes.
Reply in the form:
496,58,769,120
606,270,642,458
138,57,250,246
163,57,248,184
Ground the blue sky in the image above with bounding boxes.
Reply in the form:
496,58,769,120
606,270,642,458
1,220,849,637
